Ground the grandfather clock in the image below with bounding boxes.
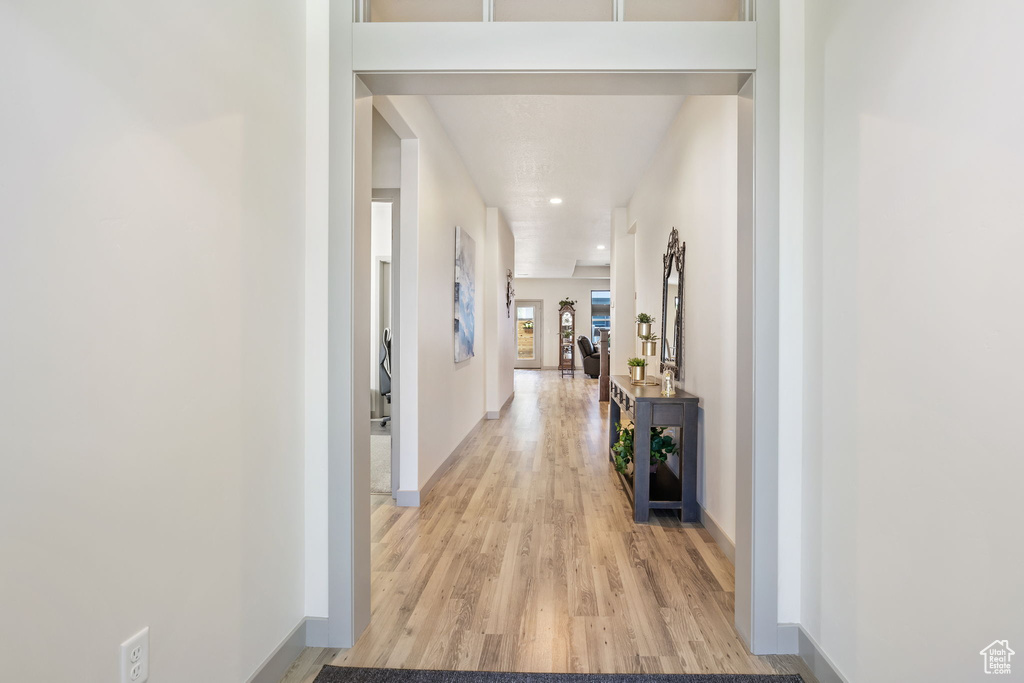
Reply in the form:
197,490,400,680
558,303,576,378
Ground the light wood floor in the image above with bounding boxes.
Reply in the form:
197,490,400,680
281,370,814,683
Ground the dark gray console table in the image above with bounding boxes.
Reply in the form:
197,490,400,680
609,375,699,523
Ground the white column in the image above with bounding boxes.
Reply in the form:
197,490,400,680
610,208,635,375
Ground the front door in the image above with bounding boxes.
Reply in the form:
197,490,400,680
514,300,543,369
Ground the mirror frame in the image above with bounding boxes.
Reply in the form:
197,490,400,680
660,227,686,380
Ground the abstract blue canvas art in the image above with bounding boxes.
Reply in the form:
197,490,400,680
454,226,476,362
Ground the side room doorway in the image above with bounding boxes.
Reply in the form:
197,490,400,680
370,196,398,497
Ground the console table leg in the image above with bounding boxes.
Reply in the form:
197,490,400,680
682,401,698,522
634,402,652,523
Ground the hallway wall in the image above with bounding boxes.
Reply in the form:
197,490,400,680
627,96,739,542
796,1,1024,680
514,278,611,369
384,96,491,493
0,1,307,680
485,209,517,415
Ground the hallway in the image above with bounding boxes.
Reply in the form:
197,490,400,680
283,371,813,682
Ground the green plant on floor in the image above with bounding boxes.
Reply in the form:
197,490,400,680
559,298,577,308
612,422,678,475
635,312,655,324
611,422,635,474
626,357,646,367
638,332,659,342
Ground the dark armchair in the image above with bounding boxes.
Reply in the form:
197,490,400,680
577,336,601,378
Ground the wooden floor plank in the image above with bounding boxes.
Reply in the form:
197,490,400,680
280,370,813,683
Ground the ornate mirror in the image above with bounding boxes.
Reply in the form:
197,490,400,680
660,228,686,381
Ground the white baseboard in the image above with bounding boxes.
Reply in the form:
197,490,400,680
395,415,487,508
487,391,515,420
775,623,848,683
246,618,309,683
698,504,736,564
777,622,800,655
395,488,420,507
305,617,329,648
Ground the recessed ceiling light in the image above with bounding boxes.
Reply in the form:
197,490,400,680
597,245,606,250
549,198,563,204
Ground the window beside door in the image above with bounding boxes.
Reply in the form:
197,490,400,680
591,290,610,344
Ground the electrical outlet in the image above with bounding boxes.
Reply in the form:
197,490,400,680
120,627,149,683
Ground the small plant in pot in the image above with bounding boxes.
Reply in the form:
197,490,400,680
638,332,659,357
612,422,678,475
561,330,573,340
522,320,534,331
559,298,578,309
627,356,647,383
635,312,655,337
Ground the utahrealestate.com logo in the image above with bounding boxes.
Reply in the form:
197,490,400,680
980,640,1014,675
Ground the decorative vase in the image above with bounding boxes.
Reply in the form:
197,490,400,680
637,322,652,337
640,340,657,356
630,365,646,383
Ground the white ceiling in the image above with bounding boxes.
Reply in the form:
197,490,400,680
427,95,686,278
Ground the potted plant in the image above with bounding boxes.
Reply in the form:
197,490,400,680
612,422,678,475
638,332,659,357
627,357,647,383
559,298,577,309
636,312,655,337
522,321,534,331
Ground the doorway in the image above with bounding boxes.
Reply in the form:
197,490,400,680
323,62,783,657
514,300,543,369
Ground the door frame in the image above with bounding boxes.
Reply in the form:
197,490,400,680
513,299,543,369
322,4,782,655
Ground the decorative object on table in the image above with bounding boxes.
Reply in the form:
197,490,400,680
453,226,476,362
521,320,533,330
661,368,676,397
627,357,647,384
505,269,515,318
638,332,659,357
558,301,576,378
661,227,686,382
632,313,660,386
608,375,700,523
635,312,655,338
612,422,678,475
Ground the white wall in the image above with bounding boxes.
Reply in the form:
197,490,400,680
304,0,331,623
372,108,402,190
384,96,490,492
610,208,636,373
628,96,739,541
514,278,611,369
0,1,307,679
776,0,805,626
485,209,517,415
796,2,1024,680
